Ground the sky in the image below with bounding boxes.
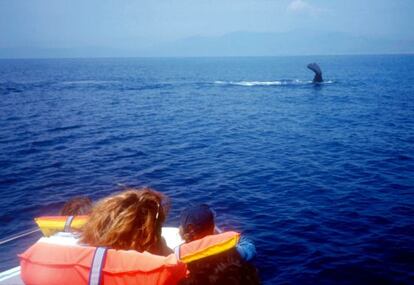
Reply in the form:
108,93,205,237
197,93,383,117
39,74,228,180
0,0,413,55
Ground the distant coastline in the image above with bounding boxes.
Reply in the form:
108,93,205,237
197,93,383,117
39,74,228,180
1,31,413,59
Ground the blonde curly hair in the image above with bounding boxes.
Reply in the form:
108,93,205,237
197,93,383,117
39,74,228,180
80,188,169,254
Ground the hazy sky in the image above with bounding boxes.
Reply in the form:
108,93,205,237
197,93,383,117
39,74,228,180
1,0,413,49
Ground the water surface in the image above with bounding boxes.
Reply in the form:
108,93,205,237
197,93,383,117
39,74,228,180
0,56,413,284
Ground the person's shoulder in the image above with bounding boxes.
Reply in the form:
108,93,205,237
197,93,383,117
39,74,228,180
236,235,256,261
153,236,173,256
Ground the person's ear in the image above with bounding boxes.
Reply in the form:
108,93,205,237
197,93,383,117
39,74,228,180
182,224,195,242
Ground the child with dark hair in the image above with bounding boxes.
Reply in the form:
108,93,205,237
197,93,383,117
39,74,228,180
179,204,256,261
178,204,259,284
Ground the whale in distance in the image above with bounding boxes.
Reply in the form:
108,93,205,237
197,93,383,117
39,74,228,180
307,63,323,83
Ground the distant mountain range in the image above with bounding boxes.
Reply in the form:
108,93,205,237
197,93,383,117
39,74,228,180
148,30,414,56
1,30,413,58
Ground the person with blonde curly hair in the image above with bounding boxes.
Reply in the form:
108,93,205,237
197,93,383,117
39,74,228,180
80,187,172,256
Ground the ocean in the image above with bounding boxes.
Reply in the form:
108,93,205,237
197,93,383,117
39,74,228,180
0,55,413,284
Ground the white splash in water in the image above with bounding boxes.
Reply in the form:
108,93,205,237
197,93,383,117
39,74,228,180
61,80,120,85
214,79,334,86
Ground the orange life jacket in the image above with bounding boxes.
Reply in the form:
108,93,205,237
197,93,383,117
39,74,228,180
19,236,187,285
175,231,240,263
35,215,88,236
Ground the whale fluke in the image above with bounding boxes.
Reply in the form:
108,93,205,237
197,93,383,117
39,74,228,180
307,63,323,83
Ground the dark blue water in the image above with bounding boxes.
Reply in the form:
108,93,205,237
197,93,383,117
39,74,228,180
1,56,413,284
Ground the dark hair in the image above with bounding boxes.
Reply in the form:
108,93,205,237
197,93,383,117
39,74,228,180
179,248,260,285
180,204,215,242
60,196,93,216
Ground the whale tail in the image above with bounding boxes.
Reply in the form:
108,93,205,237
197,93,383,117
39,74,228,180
307,63,323,83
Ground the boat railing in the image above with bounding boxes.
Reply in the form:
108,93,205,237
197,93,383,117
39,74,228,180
0,228,40,283
0,228,40,246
